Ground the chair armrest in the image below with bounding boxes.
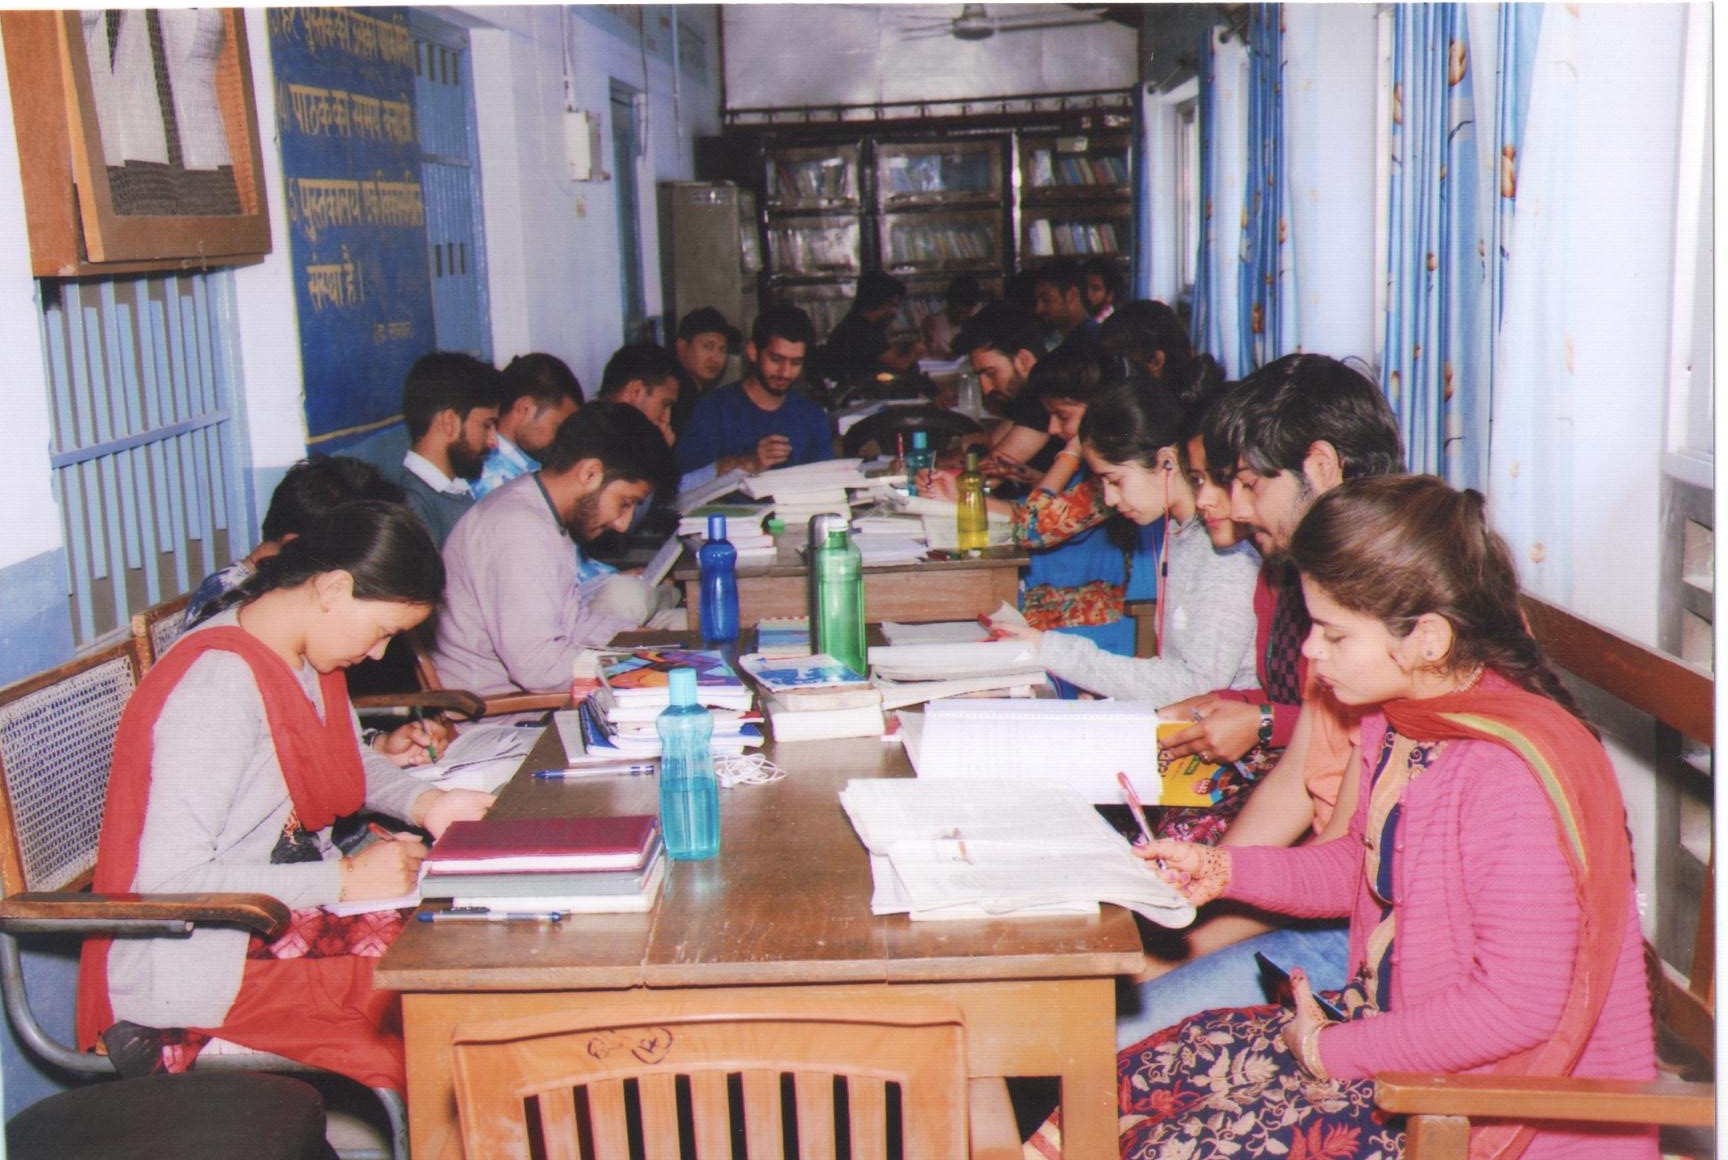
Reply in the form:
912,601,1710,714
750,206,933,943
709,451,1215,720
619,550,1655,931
352,689,488,720
1375,1071,1715,1128
479,692,569,717
0,892,291,939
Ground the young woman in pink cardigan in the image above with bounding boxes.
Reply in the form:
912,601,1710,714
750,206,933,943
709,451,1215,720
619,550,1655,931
1124,476,1656,1160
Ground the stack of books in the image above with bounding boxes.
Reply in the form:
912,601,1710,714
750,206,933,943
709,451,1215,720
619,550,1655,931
581,649,765,757
422,814,667,914
740,652,885,742
741,459,873,527
676,503,778,565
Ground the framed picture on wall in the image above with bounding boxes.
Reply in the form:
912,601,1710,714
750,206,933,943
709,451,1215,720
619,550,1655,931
1,8,271,276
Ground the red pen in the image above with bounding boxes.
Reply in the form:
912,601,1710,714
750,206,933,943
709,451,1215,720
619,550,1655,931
368,822,411,842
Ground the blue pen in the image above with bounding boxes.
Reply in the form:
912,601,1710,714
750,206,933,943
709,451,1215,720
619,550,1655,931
533,763,656,778
418,908,564,924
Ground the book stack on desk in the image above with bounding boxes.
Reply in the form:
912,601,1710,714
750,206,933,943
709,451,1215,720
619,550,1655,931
739,652,885,742
741,458,873,526
582,649,765,756
676,504,777,565
422,815,667,913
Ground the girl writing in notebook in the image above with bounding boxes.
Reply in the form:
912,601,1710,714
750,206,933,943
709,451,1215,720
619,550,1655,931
1116,476,1655,1160
78,501,493,1091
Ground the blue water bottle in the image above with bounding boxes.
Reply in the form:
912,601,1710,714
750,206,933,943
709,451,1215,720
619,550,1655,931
656,668,719,860
697,514,739,645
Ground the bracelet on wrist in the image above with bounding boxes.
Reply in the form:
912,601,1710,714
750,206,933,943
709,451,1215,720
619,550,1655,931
1298,1024,1332,1081
1256,704,1274,747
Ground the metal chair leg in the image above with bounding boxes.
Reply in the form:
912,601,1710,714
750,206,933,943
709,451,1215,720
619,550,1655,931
374,1086,409,1160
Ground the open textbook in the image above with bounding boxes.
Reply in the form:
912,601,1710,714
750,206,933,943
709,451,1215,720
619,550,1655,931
839,778,1194,926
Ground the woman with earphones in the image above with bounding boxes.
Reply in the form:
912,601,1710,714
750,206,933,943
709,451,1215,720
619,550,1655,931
988,379,1261,721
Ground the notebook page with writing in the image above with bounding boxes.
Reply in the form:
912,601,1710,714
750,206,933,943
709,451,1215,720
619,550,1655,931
908,699,1165,802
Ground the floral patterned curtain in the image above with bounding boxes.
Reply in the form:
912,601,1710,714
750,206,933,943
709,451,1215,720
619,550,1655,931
1381,4,1488,487
1237,5,1299,374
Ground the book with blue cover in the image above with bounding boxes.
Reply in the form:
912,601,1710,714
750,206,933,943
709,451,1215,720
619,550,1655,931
739,652,870,694
599,648,753,710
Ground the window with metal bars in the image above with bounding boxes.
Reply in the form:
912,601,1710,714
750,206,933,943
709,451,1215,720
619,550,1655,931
37,271,252,646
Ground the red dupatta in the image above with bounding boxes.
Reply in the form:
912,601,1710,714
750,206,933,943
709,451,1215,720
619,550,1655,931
1382,669,1633,1160
76,626,365,1051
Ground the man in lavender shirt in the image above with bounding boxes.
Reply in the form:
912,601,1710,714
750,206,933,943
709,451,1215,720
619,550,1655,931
432,402,677,697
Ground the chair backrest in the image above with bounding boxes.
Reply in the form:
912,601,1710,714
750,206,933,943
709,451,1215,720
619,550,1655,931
130,593,191,677
1522,594,1714,1062
0,640,141,895
451,996,969,1160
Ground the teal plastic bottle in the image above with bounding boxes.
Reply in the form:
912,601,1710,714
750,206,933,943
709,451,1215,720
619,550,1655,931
812,527,866,675
656,668,719,860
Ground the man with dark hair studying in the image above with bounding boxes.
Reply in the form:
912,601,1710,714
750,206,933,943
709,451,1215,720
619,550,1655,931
674,304,833,479
433,402,679,696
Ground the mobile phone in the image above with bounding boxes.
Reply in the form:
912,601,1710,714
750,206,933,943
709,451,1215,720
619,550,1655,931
1255,951,1348,1022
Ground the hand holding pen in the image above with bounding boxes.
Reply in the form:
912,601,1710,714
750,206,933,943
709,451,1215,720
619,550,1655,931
377,710,451,767
340,823,427,900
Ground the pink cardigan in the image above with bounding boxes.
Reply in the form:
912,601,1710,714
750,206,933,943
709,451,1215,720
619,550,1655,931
1228,712,1658,1160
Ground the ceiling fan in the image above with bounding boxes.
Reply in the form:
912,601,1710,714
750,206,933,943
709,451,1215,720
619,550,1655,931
887,4,1112,42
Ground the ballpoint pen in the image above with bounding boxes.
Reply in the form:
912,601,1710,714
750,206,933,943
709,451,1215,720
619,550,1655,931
1117,770,1156,847
533,763,657,778
413,706,438,762
418,908,564,924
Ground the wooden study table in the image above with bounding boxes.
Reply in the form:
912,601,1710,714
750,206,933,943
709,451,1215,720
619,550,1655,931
377,724,1144,1159
671,535,1028,630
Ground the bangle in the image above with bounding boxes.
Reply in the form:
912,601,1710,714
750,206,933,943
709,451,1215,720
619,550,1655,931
1298,1024,1332,1081
361,728,385,751
1054,449,1081,464
1257,704,1274,747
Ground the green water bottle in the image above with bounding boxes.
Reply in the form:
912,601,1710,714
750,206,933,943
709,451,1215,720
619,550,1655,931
956,446,988,553
811,528,866,675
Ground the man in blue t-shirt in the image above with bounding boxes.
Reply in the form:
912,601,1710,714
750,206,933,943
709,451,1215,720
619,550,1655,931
675,304,834,478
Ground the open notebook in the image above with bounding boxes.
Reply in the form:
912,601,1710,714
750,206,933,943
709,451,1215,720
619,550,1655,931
840,778,1194,926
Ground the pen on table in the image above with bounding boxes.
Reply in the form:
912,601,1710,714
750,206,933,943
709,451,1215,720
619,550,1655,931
533,763,657,779
418,908,564,924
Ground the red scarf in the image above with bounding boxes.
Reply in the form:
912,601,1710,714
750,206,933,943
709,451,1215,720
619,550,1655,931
1382,669,1632,1160
76,627,365,1050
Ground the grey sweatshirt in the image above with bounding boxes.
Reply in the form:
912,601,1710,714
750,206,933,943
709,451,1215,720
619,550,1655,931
1036,518,1261,705
107,608,434,1031
432,473,634,695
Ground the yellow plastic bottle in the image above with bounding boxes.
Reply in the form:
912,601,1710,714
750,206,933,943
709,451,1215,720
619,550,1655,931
956,446,988,553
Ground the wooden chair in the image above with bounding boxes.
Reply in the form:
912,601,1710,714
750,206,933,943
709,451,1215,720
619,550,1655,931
0,640,407,1160
128,593,190,677
449,995,1022,1160
350,628,568,722
1374,595,1715,1157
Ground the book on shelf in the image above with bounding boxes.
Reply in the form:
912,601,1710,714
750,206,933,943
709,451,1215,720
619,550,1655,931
425,815,661,876
838,777,1194,925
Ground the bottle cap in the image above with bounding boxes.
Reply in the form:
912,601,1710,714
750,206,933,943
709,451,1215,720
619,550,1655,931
911,431,928,450
667,667,698,707
964,446,981,469
766,517,785,534
707,514,727,541
826,528,848,548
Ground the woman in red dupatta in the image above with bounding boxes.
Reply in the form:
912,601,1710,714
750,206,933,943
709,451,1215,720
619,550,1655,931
1112,476,1657,1160
77,501,492,1090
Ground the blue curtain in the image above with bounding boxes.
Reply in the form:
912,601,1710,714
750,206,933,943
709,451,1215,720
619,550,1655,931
1190,26,1223,368
1237,5,1298,374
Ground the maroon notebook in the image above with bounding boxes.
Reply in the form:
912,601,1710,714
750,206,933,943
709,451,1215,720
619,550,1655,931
424,815,660,874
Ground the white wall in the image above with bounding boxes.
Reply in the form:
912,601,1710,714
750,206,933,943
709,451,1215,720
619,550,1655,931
464,5,721,394
722,4,1136,110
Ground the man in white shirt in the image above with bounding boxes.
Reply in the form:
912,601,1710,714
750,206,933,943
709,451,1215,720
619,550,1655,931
393,352,502,547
